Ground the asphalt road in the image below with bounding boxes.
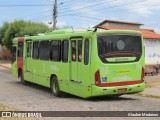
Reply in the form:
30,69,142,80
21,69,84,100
0,67,160,120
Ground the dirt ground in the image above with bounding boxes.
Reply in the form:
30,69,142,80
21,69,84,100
0,103,17,111
0,104,38,120
0,61,160,120
145,75,160,88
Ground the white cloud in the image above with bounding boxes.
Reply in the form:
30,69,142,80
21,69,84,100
107,0,160,17
57,0,160,30
142,21,160,33
56,21,66,27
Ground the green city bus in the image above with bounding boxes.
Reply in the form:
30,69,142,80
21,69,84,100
11,28,145,98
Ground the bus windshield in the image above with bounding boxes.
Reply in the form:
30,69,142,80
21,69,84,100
97,35,142,58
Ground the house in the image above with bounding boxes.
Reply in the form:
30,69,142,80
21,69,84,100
0,45,10,60
95,20,160,66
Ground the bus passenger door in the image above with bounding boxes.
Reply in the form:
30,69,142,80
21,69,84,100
70,39,82,83
25,41,32,81
77,40,82,83
70,40,77,81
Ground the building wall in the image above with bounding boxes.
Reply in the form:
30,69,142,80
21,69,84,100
102,23,140,29
144,39,160,65
0,45,10,60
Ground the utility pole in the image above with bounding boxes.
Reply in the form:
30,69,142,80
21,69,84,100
53,0,57,30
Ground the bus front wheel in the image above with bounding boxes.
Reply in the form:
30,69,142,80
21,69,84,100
51,77,61,97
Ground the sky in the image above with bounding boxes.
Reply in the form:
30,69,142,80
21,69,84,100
0,0,160,33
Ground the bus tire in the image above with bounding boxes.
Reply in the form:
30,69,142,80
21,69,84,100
51,77,61,97
19,71,26,85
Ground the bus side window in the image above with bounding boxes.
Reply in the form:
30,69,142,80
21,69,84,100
50,41,61,62
29,42,32,57
84,39,89,65
11,46,16,63
26,42,31,57
39,41,50,61
62,40,69,63
32,41,39,59
71,40,76,61
78,40,82,62
18,42,23,58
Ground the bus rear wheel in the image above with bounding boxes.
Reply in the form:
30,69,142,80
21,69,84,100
51,77,61,97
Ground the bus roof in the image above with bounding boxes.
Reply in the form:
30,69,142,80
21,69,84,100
12,28,142,43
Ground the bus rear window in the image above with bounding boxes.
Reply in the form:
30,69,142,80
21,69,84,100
97,35,142,63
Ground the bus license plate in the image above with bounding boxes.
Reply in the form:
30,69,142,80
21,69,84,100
118,88,127,93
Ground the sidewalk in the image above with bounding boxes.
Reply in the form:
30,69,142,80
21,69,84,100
135,74,160,98
138,85,160,99
0,60,11,69
0,60,160,99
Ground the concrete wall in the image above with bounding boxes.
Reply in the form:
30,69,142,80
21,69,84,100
102,23,140,29
144,39,160,65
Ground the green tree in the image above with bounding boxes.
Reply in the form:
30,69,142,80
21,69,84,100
0,22,10,44
0,20,50,50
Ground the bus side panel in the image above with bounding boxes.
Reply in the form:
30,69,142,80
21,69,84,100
32,60,40,84
24,40,33,82
12,59,18,78
68,37,92,98
48,62,70,92
58,63,70,93
80,38,92,98
36,60,50,87
11,43,18,78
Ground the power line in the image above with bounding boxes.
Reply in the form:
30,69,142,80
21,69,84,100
58,3,160,21
30,1,160,24
66,15,99,28
58,0,96,8
0,4,52,7
58,0,156,16
99,3,160,13
59,0,146,16
58,14,103,21
31,11,102,22
27,9,53,21
58,0,119,12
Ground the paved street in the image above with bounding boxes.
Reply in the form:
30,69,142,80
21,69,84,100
0,68,160,111
0,66,160,120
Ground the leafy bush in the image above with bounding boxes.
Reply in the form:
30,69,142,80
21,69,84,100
0,20,50,50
